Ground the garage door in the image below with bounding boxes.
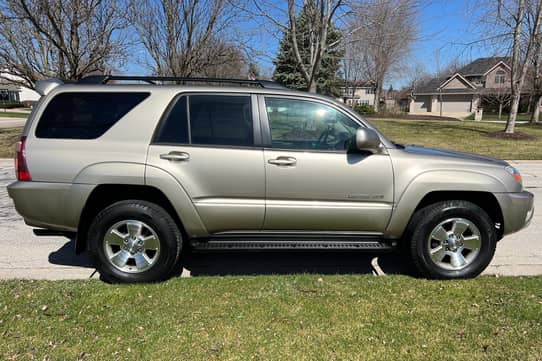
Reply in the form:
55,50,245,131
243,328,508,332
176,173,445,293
441,95,472,113
411,96,431,113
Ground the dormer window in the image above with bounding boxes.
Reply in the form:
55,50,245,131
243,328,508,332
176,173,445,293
495,70,506,84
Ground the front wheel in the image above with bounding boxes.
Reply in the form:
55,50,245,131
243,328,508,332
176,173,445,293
407,200,497,279
88,200,183,283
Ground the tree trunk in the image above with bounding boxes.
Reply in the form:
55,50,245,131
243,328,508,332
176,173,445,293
532,95,542,123
308,79,318,93
506,93,521,133
373,86,381,113
498,103,503,120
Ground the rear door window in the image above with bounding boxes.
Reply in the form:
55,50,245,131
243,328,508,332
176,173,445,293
154,94,254,147
36,92,149,139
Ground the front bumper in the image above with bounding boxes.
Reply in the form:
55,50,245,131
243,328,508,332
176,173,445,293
494,191,534,236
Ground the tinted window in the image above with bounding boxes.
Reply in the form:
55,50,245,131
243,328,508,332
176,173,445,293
36,92,149,139
265,97,359,150
189,95,253,146
154,96,189,144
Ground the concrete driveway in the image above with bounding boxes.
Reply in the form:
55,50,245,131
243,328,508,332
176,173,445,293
0,159,541,280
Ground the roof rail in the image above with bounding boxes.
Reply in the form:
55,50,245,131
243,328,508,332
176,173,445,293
78,75,287,89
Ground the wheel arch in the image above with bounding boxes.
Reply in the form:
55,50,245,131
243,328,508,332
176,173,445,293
76,184,188,254
385,190,504,241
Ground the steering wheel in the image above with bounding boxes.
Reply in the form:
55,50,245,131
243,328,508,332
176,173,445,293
315,127,337,149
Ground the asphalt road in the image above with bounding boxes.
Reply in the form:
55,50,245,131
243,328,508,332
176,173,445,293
0,159,540,280
0,118,26,128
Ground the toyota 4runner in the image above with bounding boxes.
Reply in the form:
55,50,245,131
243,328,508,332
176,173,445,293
7,76,534,283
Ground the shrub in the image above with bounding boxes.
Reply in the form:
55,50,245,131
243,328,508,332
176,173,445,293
353,104,375,115
0,101,24,109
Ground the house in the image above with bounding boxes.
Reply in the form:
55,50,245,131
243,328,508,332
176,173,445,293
336,81,376,107
0,72,41,104
0,81,21,103
410,57,511,118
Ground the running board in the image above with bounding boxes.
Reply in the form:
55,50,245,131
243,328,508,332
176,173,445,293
191,237,397,251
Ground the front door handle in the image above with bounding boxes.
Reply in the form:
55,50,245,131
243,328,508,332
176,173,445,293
268,156,297,166
160,151,190,161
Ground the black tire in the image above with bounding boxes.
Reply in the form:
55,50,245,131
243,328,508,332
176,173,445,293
407,200,496,279
88,200,182,283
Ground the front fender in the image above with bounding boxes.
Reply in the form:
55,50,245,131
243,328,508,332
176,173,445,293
384,170,507,239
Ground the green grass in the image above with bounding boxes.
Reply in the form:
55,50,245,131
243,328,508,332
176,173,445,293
0,111,29,119
371,118,542,159
480,113,531,121
0,276,540,360
0,128,21,158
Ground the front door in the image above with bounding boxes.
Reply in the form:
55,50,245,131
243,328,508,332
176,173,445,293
261,96,394,233
147,93,265,234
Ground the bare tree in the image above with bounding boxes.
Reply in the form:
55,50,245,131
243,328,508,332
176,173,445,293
529,14,542,123
287,0,343,92
482,89,512,120
128,0,244,77
347,0,419,113
240,0,343,92
0,0,129,89
477,0,542,132
340,31,366,101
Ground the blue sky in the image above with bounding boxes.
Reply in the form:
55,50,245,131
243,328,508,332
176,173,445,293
415,0,488,75
126,0,498,89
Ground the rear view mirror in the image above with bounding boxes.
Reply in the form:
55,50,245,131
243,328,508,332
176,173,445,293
355,128,381,150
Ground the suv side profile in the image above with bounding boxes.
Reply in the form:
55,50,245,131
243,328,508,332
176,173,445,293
8,76,534,283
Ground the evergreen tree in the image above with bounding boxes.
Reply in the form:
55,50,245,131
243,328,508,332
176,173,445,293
272,5,342,96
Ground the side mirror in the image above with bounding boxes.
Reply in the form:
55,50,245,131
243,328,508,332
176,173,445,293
355,128,381,150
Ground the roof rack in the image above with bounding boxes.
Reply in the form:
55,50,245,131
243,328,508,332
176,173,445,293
78,75,287,89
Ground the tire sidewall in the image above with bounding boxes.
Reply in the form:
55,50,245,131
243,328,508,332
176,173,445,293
413,202,496,279
88,201,181,283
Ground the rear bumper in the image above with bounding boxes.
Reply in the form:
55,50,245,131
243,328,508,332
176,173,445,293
7,181,94,232
494,191,534,236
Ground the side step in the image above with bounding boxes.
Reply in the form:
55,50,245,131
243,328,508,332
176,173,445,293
191,237,397,251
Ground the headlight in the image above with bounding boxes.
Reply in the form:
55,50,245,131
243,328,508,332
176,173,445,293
505,166,522,184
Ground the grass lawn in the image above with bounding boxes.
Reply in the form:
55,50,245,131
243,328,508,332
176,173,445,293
0,111,29,119
479,113,531,121
0,128,21,158
0,276,540,360
371,118,542,159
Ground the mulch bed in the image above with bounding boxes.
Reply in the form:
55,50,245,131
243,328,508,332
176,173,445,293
485,130,538,140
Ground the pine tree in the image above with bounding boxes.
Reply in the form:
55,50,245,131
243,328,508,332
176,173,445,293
272,5,342,96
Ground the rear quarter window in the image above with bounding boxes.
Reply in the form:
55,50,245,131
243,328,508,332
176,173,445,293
35,92,149,139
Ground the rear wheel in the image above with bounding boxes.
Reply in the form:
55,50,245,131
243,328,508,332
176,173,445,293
88,200,182,283
407,200,497,279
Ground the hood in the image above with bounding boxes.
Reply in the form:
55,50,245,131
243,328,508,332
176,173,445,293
403,145,509,166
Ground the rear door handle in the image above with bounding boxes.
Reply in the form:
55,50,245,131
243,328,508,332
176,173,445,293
160,151,190,161
268,156,297,166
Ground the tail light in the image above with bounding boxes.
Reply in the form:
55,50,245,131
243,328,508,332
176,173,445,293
15,136,31,181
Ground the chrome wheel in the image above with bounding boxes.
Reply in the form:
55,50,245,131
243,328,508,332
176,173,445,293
103,220,161,273
427,218,482,271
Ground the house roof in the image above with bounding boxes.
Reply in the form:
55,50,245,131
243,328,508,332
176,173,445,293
336,80,374,88
456,57,510,76
413,56,511,95
0,82,20,91
438,73,477,90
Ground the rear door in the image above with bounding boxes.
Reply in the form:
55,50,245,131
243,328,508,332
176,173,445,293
260,96,394,233
146,93,265,234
